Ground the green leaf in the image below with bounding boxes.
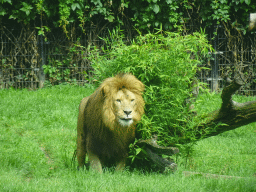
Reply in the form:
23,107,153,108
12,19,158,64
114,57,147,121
71,3,80,11
20,2,33,16
0,9,6,16
1,0,12,4
152,4,160,14
245,0,251,5
9,14,16,19
106,15,115,22
38,30,44,36
135,148,142,155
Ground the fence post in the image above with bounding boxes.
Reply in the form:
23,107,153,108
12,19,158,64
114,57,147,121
249,13,256,31
211,25,219,92
39,35,45,88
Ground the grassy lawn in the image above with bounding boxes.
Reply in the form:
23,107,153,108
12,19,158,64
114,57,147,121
0,85,256,192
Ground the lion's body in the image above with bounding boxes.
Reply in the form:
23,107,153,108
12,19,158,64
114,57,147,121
76,74,145,172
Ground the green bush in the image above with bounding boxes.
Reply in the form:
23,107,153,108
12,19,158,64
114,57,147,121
88,29,213,148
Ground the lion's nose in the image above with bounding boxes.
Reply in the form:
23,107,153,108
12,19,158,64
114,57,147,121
124,110,132,116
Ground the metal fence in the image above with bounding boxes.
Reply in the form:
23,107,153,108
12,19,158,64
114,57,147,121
198,25,256,95
1,25,256,95
0,26,107,89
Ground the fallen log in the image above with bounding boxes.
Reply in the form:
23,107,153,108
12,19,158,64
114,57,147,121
195,77,256,140
136,135,179,173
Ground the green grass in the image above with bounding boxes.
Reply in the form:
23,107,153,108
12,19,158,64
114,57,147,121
0,85,256,191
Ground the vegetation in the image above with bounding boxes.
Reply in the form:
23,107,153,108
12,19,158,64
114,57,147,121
0,0,255,35
1,1,255,91
0,86,256,191
1,1,256,190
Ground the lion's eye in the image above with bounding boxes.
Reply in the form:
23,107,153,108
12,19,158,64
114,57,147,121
116,99,121,103
131,99,135,102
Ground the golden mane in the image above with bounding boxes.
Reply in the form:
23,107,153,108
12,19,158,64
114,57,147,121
101,73,145,130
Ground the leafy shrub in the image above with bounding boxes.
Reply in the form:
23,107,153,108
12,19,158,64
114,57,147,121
88,29,213,148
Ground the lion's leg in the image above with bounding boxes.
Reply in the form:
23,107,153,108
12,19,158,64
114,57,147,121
77,133,86,168
88,150,103,173
77,97,89,169
115,158,126,171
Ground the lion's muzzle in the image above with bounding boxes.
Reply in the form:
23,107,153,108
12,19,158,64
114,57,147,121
119,116,133,127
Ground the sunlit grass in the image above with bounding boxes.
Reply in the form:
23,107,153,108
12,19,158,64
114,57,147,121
191,92,256,177
0,86,256,191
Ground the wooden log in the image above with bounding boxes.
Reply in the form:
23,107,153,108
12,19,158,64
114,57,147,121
136,135,179,173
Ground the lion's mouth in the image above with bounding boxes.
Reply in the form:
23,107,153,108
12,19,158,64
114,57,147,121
119,117,133,127
120,118,132,121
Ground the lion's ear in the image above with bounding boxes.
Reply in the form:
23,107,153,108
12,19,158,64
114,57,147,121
134,80,145,95
138,81,145,93
100,77,114,98
101,84,110,98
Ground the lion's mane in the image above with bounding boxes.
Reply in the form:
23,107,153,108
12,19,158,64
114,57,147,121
77,73,145,169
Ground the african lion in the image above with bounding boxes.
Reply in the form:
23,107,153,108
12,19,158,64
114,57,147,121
76,73,145,172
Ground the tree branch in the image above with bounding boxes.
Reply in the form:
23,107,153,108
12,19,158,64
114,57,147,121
195,78,256,139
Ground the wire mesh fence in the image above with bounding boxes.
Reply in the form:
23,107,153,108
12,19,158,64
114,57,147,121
1,25,256,95
197,25,256,95
0,25,109,89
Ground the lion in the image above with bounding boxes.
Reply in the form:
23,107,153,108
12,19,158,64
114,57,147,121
76,73,145,172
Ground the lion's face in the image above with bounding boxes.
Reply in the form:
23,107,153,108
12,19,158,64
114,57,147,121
101,74,145,130
114,89,138,127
